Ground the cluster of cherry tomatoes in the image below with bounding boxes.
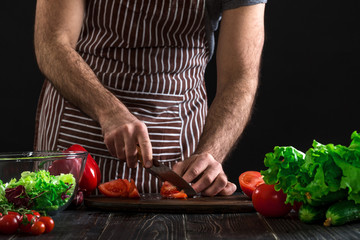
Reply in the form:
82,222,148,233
0,210,54,235
239,171,301,217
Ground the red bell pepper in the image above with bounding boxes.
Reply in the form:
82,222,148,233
66,144,101,194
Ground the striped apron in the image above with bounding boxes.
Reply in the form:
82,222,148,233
34,0,210,193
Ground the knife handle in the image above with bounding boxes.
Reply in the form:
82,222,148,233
136,145,160,167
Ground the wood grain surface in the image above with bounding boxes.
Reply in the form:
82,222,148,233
84,193,255,213
3,209,360,240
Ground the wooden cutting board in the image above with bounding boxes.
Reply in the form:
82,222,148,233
84,193,254,213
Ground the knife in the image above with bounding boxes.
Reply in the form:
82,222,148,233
136,146,197,197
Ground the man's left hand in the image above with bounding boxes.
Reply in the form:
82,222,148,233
172,153,237,196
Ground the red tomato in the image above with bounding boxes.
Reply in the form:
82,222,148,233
67,144,101,185
98,179,128,197
160,181,187,199
292,201,303,212
252,184,292,217
239,171,265,198
39,216,55,233
30,221,46,235
20,214,38,233
129,180,140,198
160,181,179,195
7,211,22,222
122,179,132,196
31,210,41,218
0,214,19,234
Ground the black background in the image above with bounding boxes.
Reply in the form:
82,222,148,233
1,1,359,189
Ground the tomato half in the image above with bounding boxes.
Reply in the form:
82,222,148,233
98,179,128,197
252,184,292,217
128,179,140,198
0,214,19,234
239,171,265,198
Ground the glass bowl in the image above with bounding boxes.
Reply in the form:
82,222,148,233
0,151,87,215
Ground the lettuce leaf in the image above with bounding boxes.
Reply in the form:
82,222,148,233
3,170,76,212
261,131,360,205
0,180,7,204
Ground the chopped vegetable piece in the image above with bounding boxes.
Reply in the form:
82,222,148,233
98,179,140,198
160,181,187,199
239,171,264,198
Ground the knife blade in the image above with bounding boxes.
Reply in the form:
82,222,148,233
137,146,197,197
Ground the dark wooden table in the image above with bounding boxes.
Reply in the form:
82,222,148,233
1,200,360,239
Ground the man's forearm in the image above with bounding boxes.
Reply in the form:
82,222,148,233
194,75,258,163
194,4,265,164
35,40,131,127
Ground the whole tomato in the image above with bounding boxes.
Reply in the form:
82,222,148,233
252,184,292,217
30,221,46,235
0,214,19,234
39,216,55,233
7,211,22,222
20,213,38,233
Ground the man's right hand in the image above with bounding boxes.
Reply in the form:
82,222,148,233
102,116,153,169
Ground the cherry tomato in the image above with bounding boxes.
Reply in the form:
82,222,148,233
252,184,292,217
0,214,19,234
39,216,55,233
30,221,46,235
31,210,41,218
20,214,38,233
98,179,128,197
239,171,265,198
292,201,303,212
7,211,22,222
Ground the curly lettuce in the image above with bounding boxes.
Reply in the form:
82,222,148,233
261,131,360,205
2,170,76,212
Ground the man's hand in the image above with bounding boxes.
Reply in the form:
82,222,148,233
102,114,153,169
172,153,237,196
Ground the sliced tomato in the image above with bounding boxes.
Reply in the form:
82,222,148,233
160,181,178,195
160,181,187,199
98,179,128,197
169,191,187,199
122,179,132,196
239,171,265,198
128,180,140,199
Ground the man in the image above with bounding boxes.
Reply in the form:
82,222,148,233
34,0,266,196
